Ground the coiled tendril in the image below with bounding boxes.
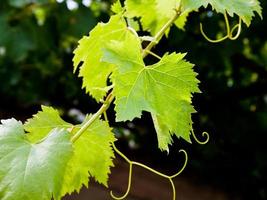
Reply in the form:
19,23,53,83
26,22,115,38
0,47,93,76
191,130,210,145
200,11,242,43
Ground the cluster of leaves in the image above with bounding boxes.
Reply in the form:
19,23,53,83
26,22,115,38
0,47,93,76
0,106,115,199
74,14,200,151
0,0,263,199
74,0,262,151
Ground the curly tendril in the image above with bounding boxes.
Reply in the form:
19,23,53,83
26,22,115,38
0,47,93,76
200,11,242,43
229,17,242,40
191,131,210,145
110,143,188,200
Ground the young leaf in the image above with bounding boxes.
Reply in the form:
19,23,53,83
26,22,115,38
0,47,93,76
24,105,72,142
61,117,116,195
73,14,132,102
181,0,262,26
102,32,200,151
125,0,188,35
0,119,73,200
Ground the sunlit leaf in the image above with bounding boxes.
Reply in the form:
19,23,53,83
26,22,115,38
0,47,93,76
73,15,132,101
61,117,116,194
102,32,200,151
0,119,73,200
24,105,72,143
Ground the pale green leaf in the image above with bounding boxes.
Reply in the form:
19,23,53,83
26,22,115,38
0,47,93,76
0,119,73,200
174,11,189,30
23,106,116,194
111,0,123,14
125,0,156,32
152,114,173,151
127,18,140,31
125,0,188,35
102,33,199,151
24,105,72,143
73,14,132,101
181,0,262,26
61,117,115,195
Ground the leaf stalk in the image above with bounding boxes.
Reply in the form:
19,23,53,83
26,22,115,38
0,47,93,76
70,93,114,143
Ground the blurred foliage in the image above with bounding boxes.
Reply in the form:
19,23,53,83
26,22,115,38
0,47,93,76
0,0,266,200
0,0,112,108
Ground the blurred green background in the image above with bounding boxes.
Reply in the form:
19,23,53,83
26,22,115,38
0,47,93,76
0,0,266,199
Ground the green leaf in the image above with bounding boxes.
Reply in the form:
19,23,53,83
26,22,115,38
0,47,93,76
174,11,189,30
61,117,115,194
73,14,131,102
24,105,72,143
23,106,116,194
181,0,262,26
102,32,199,151
125,0,188,35
127,18,141,31
125,0,158,35
111,0,124,14
152,114,173,151
0,118,73,200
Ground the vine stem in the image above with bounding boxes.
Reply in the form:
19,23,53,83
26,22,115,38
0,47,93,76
70,93,114,143
142,7,182,58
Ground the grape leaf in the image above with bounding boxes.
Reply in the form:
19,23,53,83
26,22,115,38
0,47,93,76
125,0,188,35
24,106,115,195
102,33,199,151
181,0,262,26
24,105,72,143
0,119,73,200
73,14,132,102
61,116,115,194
